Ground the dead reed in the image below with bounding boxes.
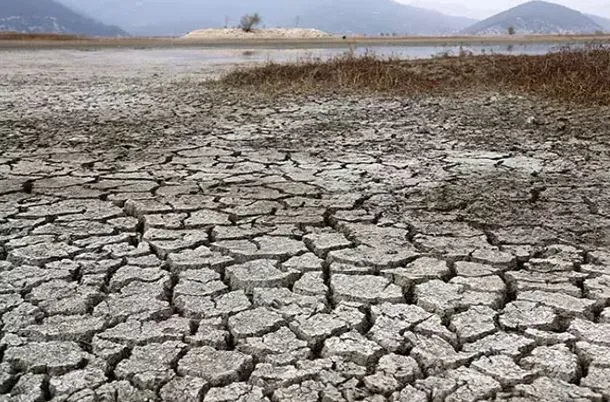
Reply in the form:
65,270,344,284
221,47,610,105
0,32,86,41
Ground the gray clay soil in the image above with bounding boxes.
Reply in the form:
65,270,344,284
0,49,609,401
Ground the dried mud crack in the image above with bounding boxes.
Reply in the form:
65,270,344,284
0,49,609,401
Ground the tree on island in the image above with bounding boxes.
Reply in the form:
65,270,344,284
239,13,262,32
508,26,516,35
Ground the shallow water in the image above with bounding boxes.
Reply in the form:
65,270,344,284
230,42,589,62
0,42,597,79
134,41,590,65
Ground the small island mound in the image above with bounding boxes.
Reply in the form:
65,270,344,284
182,28,333,40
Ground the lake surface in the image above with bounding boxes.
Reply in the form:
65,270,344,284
228,42,589,63
15,41,586,65
121,41,593,66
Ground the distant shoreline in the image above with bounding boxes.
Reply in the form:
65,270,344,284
0,32,609,50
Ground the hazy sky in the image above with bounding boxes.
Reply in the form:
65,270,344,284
396,0,610,19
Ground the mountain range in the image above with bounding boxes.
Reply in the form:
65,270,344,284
1,0,609,37
586,13,610,31
0,0,126,36
57,0,477,36
461,1,605,35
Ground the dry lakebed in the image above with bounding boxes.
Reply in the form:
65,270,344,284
0,47,609,401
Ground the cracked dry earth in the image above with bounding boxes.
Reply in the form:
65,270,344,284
1,49,610,402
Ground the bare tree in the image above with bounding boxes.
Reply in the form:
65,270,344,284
239,13,262,32
508,26,516,35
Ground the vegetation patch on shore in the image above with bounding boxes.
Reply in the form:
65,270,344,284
0,32,86,41
221,47,610,105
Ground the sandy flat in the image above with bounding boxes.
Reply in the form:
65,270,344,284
183,28,333,40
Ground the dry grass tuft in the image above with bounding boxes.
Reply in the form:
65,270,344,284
221,47,610,105
0,32,86,41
